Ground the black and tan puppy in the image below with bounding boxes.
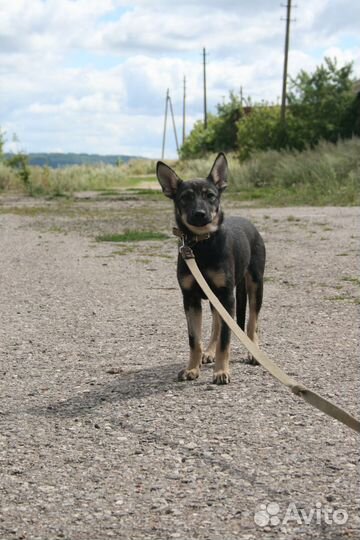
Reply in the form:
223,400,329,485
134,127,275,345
156,153,265,384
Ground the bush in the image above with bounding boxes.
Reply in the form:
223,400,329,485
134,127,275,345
0,162,17,191
288,57,358,146
237,105,285,160
229,137,360,205
180,92,243,158
183,57,360,161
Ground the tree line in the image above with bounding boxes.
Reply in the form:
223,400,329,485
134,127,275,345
180,58,360,160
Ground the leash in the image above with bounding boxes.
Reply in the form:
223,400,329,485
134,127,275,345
177,236,360,434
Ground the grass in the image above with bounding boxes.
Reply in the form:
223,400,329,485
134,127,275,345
96,231,169,243
326,294,360,304
227,138,360,206
341,276,360,286
1,137,359,206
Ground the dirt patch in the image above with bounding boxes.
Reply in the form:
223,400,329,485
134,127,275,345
0,195,359,540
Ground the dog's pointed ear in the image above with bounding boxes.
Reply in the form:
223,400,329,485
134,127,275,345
208,153,228,191
156,161,182,199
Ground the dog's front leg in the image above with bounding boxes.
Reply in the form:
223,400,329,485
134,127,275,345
213,290,234,384
178,294,203,381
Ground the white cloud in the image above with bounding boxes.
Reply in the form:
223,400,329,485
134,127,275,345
0,0,359,158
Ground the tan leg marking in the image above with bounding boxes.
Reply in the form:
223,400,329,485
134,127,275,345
213,342,230,384
206,270,227,288
180,274,195,290
202,308,221,364
245,271,260,365
178,307,203,381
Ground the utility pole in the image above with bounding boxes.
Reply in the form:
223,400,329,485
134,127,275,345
161,89,179,159
182,76,186,145
161,89,169,160
203,47,208,129
280,0,293,126
168,92,180,155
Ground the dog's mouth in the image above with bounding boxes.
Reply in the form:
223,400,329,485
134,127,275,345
189,215,212,227
182,211,220,234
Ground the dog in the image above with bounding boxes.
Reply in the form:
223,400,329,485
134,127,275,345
156,153,266,384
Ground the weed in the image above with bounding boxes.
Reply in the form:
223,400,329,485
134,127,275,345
325,294,359,303
341,276,360,286
96,231,168,243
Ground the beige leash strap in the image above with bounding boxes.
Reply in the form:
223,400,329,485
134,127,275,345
183,253,360,434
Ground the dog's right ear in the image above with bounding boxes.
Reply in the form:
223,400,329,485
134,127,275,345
156,161,182,199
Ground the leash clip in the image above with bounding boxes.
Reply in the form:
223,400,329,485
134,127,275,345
179,236,195,260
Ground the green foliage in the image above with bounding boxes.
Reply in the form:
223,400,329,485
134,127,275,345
0,129,4,156
228,138,360,206
0,162,17,191
180,92,243,158
96,231,168,242
237,105,284,160
287,57,357,147
6,153,33,195
183,57,359,161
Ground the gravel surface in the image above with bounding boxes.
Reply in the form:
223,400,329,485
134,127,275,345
0,195,359,540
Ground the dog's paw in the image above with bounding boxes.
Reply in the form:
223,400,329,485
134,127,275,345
177,367,200,381
244,354,260,366
213,370,230,385
202,352,215,364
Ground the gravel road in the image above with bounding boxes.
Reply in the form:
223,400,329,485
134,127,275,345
0,195,359,540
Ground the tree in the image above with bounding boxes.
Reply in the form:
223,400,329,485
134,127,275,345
237,105,283,160
0,129,4,157
182,57,360,160
287,57,357,146
180,92,243,159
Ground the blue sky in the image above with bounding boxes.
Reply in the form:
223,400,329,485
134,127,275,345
0,0,359,158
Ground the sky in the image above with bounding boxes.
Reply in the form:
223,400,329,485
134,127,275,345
0,0,359,159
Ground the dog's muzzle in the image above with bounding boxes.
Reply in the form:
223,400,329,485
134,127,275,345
189,210,211,227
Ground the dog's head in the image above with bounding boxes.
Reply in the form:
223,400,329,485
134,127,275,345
156,153,228,235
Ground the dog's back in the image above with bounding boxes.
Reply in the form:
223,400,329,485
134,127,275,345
223,216,265,285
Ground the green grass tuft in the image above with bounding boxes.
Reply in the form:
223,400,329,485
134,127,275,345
96,231,168,243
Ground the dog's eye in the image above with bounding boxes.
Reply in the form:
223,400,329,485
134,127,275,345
206,192,216,201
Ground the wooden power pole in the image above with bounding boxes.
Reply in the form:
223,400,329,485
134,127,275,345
182,76,186,145
168,92,180,155
161,89,169,160
161,89,180,159
280,0,293,126
203,47,208,129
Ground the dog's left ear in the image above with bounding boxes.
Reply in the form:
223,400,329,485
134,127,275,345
208,153,228,191
156,161,182,199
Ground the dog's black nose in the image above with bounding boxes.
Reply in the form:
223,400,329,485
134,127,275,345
191,209,209,226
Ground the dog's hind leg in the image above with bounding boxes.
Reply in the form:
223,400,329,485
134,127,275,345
178,294,203,381
202,304,221,364
244,271,263,365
